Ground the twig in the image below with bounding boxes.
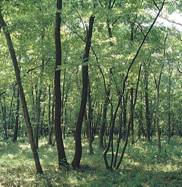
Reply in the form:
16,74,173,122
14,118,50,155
152,0,160,10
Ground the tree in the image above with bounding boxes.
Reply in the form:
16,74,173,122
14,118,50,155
72,15,95,169
13,87,20,142
54,0,68,168
0,11,43,174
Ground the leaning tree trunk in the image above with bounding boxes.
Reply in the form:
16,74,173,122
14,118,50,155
0,12,43,174
72,16,95,169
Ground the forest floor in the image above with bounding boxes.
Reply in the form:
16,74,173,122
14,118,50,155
0,136,182,187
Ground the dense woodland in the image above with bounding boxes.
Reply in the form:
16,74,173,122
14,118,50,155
0,0,182,186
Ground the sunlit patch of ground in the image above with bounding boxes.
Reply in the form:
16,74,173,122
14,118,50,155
0,136,181,186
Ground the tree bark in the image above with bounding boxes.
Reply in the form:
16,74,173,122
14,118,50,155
54,0,68,167
144,62,151,141
13,87,20,142
0,12,43,174
72,15,95,169
0,96,8,139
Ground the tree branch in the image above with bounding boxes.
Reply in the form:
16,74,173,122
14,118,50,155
152,0,160,10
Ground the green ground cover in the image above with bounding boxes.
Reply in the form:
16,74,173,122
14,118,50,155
0,137,181,187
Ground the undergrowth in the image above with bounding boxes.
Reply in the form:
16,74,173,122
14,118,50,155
0,136,181,187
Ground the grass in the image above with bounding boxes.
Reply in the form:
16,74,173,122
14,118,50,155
0,136,181,187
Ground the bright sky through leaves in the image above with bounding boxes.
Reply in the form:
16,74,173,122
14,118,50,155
158,11,182,31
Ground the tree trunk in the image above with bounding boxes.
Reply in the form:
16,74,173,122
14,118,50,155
144,62,151,141
54,0,68,167
35,58,45,149
99,17,113,149
99,89,110,149
0,96,8,140
0,12,43,174
167,63,172,143
72,15,95,169
48,85,53,145
13,87,20,142
87,79,94,154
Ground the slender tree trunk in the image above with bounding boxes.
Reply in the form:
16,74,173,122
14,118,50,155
113,95,125,167
0,96,8,139
167,64,172,143
122,94,128,140
35,84,41,149
138,95,144,139
155,34,167,151
13,87,20,142
144,62,151,141
114,64,141,168
72,16,95,169
40,99,45,136
35,58,45,149
130,88,134,144
48,85,53,145
30,84,36,126
8,88,15,130
87,79,94,154
99,89,110,149
116,88,134,169
49,93,55,146
99,17,113,149
156,89,161,152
